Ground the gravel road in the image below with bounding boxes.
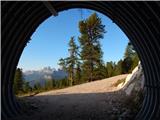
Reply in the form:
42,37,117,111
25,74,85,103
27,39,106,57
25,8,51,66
12,74,133,120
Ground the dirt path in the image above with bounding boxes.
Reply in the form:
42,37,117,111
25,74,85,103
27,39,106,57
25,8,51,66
12,74,134,120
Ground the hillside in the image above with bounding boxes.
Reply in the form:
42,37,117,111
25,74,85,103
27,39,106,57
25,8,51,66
37,74,128,96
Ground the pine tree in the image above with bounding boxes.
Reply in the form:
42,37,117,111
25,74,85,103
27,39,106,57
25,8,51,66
59,37,79,86
78,13,106,81
93,62,106,80
112,60,123,76
130,53,139,71
33,84,38,91
36,82,42,91
58,58,67,70
122,57,133,73
123,42,139,73
124,42,136,59
45,79,54,90
74,61,82,84
106,62,114,77
14,68,24,94
66,37,79,86
52,79,56,88
23,81,32,93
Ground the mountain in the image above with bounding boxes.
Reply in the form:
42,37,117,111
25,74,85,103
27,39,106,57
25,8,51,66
23,67,68,87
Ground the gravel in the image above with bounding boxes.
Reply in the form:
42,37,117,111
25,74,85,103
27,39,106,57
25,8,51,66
11,74,137,120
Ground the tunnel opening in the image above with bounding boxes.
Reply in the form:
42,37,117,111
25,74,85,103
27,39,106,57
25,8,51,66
2,1,160,120
12,8,143,120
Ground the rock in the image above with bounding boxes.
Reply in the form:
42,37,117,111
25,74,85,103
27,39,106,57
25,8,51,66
122,62,144,96
125,83,135,95
116,62,145,120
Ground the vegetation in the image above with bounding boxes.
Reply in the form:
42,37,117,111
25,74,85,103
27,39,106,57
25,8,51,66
78,13,106,82
14,13,139,95
13,68,24,94
14,74,70,95
58,37,79,86
23,81,32,93
112,78,126,87
123,42,139,73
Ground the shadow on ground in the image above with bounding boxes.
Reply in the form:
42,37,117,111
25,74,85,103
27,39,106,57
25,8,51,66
10,90,139,120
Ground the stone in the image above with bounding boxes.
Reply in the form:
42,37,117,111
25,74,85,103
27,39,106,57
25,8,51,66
122,62,144,96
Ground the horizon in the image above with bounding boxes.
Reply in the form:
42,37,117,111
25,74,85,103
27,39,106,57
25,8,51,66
23,66,63,72
18,8,129,71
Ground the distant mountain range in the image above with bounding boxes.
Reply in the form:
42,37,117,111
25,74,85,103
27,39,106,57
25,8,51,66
23,67,68,87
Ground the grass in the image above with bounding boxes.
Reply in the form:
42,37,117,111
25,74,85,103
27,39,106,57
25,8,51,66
112,78,126,87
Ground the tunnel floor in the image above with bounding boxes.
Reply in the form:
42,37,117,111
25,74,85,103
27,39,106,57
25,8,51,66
10,75,139,120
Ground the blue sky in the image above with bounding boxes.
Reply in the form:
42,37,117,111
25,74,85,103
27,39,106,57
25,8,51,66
18,9,129,71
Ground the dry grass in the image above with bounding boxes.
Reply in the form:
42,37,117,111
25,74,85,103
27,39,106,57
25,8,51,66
112,78,126,87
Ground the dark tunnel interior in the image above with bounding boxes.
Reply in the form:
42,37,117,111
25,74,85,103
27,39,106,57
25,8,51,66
1,1,160,120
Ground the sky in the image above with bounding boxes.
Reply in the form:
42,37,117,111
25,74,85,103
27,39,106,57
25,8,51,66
18,9,129,71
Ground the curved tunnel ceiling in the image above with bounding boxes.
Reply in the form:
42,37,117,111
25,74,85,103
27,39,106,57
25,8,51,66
2,1,160,120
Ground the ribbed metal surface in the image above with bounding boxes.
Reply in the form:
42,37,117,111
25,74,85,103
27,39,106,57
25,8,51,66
2,1,160,120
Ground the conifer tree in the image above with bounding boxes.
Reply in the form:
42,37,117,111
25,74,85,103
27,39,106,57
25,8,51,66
74,61,82,84
106,62,114,77
78,13,106,81
58,58,67,70
23,81,32,93
124,42,136,59
14,68,24,94
112,60,123,76
123,42,139,73
59,37,79,86
66,37,79,85
93,62,106,80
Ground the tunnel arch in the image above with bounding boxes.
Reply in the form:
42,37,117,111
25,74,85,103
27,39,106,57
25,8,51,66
2,1,160,120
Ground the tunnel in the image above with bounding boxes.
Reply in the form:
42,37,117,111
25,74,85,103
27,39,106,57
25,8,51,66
1,1,160,120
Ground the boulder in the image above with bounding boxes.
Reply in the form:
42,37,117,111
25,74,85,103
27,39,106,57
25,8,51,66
118,62,145,119
122,62,144,96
